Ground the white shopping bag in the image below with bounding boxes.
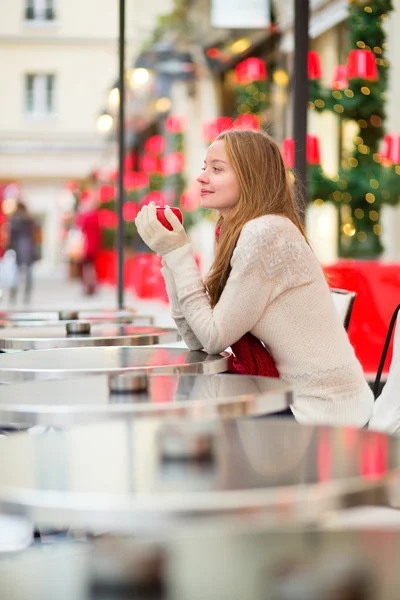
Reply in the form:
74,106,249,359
0,250,18,289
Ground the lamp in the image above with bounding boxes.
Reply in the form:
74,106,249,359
96,111,113,133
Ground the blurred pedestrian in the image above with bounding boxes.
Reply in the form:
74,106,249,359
8,201,36,304
76,197,101,295
135,129,374,428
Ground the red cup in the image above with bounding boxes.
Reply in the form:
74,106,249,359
156,206,183,231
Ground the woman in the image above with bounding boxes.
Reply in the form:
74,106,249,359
135,129,373,427
8,201,36,304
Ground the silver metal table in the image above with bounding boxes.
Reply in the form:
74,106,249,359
0,418,394,532
0,315,154,327
0,373,293,427
0,324,180,350
0,347,232,382
1,525,399,600
0,309,154,325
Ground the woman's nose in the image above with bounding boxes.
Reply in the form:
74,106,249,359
196,170,208,184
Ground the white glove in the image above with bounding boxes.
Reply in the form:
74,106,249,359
134,203,189,257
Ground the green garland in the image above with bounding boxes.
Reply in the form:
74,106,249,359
309,0,400,258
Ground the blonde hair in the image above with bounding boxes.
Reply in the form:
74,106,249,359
204,129,308,307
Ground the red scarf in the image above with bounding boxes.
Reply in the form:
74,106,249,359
214,225,279,378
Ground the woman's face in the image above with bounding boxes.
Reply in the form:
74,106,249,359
196,140,241,217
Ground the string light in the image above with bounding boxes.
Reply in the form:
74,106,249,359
358,119,368,128
357,232,367,241
374,47,382,54
373,224,382,235
332,91,342,99
361,86,371,95
357,41,366,48
313,199,324,207
344,89,354,98
354,208,364,219
395,166,400,175
343,192,352,202
333,191,342,201
334,104,344,113
309,101,315,110
370,179,379,189
343,223,356,236
369,210,379,221
373,153,381,163
315,99,325,108
366,193,375,203
348,157,358,167
364,6,372,13
358,144,370,154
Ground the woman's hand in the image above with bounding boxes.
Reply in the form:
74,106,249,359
135,203,189,257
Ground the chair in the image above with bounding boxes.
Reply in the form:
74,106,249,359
369,305,400,434
330,288,356,331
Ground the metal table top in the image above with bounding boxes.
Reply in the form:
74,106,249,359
1,525,399,600
0,347,232,382
0,308,140,321
0,418,394,531
0,374,293,427
0,309,154,326
0,324,180,350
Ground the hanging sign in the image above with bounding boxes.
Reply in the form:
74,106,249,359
211,0,270,29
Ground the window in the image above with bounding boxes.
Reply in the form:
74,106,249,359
25,74,56,116
25,0,56,21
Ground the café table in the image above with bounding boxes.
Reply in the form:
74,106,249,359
0,323,181,351
0,373,293,428
0,418,393,533
0,346,232,382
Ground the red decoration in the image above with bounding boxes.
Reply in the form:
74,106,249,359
98,209,118,229
281,138,295,168
346,49,378,81
145,135,166,155
98,184,115,203
123,153,136,172
140,191,167,208
123,201,138,221
380,134,393,161
281,135,321,167
123,172,138,190
331,65,348,90
235,58,266,84
306,134,321,165
165,115,186,133
389,135,400,164
308,50,322,80
234,113,260,130
140,154,160,173
161,152,185,176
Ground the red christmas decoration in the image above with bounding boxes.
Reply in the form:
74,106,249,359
307,134,321,165
123,153,136,172
123,172,139,190
98,209,118,229
140,191,167,208
145,135,166,155
234,113,260,130
161,152,185,176
123,201,138,221
281,135,321,167
140,154,160,173
390,135,400,164
346,49,378,81
165,115,186,133
235,58,266,85
380,133,393,161
281,138,295,168
331,65,348,90
180,192,199,212
98,184,115,203
308,50,322,80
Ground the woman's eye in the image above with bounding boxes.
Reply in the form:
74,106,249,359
201,167,206,171
213,167,221,173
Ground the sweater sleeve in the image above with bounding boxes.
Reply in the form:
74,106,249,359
162,218,301,355
161,263,203,351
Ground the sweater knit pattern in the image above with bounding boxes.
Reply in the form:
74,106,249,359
161,215,374,427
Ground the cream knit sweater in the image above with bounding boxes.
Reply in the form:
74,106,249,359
161,215,374,427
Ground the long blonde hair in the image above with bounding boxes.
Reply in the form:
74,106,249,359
204,129,308,307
